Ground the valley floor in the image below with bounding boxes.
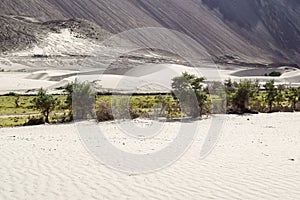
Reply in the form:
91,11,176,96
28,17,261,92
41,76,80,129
0,112,299,199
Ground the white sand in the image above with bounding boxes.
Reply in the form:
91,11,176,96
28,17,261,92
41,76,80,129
13,29,98,57
0,76,57,94
0,112,299,199
1,61,300,94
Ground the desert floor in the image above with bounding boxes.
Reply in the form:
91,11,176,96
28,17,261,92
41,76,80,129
0,112,299,200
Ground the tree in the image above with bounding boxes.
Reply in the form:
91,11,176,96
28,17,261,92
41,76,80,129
230,80,260,113
171,72,209,118
7,92,20,108
33,88,57,123
275,91,284,109
208,81,227,114
264,80,278,112
14,95,20,108
155,95,168,116
65,80,96,120
224,79,238,94
286,87,300,111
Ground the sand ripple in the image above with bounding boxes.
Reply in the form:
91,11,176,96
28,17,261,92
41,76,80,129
0,113,299,199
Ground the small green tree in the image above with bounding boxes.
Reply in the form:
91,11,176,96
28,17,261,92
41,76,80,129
286,87,300,111
275,91,284,109
33,88,57,123
14,95,20,108
7,92,20,108
155,95,168,116
171,72,209,118
65,80,96,120
230,80,260,113
208,81,227,114
264,80,278,112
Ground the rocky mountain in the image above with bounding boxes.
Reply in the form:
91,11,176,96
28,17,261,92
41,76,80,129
0,0,299,66
0,15,110,52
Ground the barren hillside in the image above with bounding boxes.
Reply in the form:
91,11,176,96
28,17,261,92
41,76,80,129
0,0,299,65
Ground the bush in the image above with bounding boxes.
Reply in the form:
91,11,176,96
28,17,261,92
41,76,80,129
264,80,278,112
65,80,96,120
23,117,45,126
96,101,141,122
129,107,141,119
171,72,209,118
286,87,300,111
32,88,57,123
268,71,282,77
227,80,260,114
165,101,182,118
96,102,114,122
6,92,17,96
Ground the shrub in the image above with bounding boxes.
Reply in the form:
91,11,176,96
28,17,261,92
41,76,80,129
286,87,300,111
96,101,141,122
23,117,45,126
268,71,282,77
96,102,114,122
7,92,17,96
65,80,96,120
227,80,260,114
264,80,278,112
171,72,209,118
32,88,57,123
165,101,182,119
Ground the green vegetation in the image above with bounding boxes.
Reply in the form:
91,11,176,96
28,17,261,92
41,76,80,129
0,116,28,128
33,88,58,123
171,72,210,117
264,80,278,112
65,80,96,120
0,93,68,127
0,95,36,115
267,71,282,77
286,87,300,111
226,79,260,114
0,73,300,128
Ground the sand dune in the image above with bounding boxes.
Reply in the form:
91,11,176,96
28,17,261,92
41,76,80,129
1,64,299,95
0,113,299,199
0,75,57,94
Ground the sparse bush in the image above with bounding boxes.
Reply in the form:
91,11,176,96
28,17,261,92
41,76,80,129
264,80,278,112
23,117,45,126
286,87,300,111
268,71,282,77
171,72,209,118
96,102,114,122
7,92,17,96
166,102,182,119
32,88,57,123
207,81,226,114
65,80,96,120
227,80,260,114
96,100,141,122
129,107,141,119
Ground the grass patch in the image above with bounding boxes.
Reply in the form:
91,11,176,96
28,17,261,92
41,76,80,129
0,95,68,115
0,116,28,128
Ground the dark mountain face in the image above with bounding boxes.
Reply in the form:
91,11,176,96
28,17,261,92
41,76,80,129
202,0,300,61
0,0,299,65
202,0,260,29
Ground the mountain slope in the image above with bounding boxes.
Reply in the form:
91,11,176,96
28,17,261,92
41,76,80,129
0,0,299,65
0,15,110,53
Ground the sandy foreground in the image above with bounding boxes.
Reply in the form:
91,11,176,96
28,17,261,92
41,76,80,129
0,113,299,200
